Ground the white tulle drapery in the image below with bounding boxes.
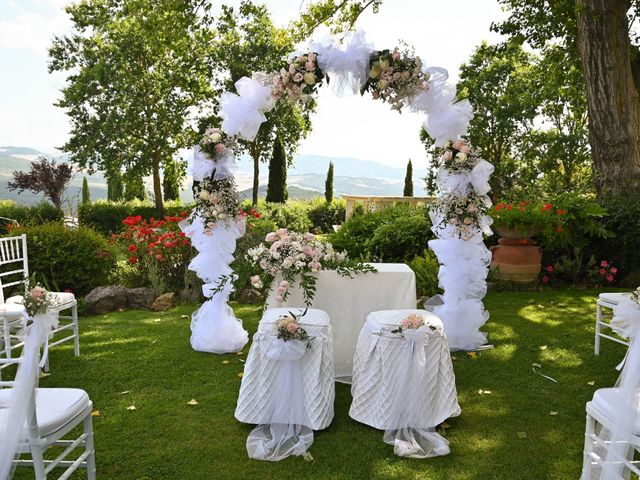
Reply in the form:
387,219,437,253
583,298,640,480
181,215,249,354
310,29,375,96
0,309,59,480
220,76,276,141
428,164,494,351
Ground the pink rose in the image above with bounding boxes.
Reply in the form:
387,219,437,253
460,145,472,154
606,274,614,282
287,323,298,334
215,143,225,154
449,218,458,225
599,268,606,275
293,72,303,82
392,49,401,61
276,228,288,237
289,63,297,74
610,267,618,274
302,245,314,256
442,151,452,162
303,232,315,241
452,139,466,150
250,275,260,284
265,232,278,242
305,61,314,71
600,260,609,267
31,286,46,300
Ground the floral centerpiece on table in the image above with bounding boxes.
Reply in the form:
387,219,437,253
361,47,430,111
272,52,324,104
247,228,376,306
275,310,309,342
22,281,59,317
390,312,439,334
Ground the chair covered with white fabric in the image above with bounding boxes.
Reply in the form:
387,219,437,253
350,309,460,458
0,309,96,479
582,295,640,479
595,292,631,355
235,307,334,461
0,235,80,370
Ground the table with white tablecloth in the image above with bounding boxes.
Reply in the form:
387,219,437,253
265,263,417,381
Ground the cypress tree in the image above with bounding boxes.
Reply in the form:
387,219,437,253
325,161,334,204
403,159,414,197
107,172,123,201
81,176,91,204
124,175,147,201
266,136,288,203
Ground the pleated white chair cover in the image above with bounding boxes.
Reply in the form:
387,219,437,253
235,308,334,461
350,309,460,458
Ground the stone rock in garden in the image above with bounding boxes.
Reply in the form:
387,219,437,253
126,288,156,310
240,288,263,305
151,292,178,311
85,285,129,314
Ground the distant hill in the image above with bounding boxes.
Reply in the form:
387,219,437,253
0,146,426,208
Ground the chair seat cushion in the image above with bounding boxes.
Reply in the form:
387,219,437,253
368,309,444,329
591,388,640,434
7,291,76,308
598,292,631,306
260,308,330,327
0,388,91,437
0,303,27,322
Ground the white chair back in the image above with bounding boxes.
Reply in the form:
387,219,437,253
0,235,29,303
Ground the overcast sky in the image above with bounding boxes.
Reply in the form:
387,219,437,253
0,0,505,167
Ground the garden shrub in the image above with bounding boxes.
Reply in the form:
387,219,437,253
307,198,346,233
408,250,440,298
5,223,116,296
261,201,312,233
0,200,63,233
78,200,189,235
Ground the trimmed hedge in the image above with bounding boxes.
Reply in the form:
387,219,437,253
78,200,189,235
0,200,63,234
6,223,117,296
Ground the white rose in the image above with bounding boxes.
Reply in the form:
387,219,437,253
199,190,210,200
303,72,316,85
209,132,222,143
455,152,467,163
283,259,293,268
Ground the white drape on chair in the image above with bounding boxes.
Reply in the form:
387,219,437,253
235,308,334,461
350,310,460,458
0,308,58,479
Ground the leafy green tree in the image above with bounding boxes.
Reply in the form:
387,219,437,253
106,172,123,202
162,158,186,202
291,0,382,40
494,0,640,197
81,176,91,205
210,2,314,205
266,136,288,203
325,161,334,204
49,0,215,212
403,160,413,197
124,175,146,202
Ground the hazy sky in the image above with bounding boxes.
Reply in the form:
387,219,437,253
0,0,505,167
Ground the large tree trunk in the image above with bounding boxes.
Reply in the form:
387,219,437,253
577,0,640,196
152,154,164,213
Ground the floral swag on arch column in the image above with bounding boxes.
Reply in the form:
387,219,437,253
181,29,493,354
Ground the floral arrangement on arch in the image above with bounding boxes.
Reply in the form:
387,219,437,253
116,214,192,294
431,191,491,239
440,139,479,173
361,47,430,111
192,177,244,235
271,52,324,103
199,126,239,160
247,228,375,306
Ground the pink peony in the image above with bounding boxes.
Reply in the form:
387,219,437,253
215,143,225,154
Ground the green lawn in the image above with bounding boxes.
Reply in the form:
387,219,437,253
14,289,627,480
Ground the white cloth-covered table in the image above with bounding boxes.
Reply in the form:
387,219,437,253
349,309,460,458
235,308,335,460
266,264,417,380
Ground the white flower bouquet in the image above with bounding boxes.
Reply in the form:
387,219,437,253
271,52,325,103
247,228,375,305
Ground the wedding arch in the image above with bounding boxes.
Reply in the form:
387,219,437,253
180,30,494,354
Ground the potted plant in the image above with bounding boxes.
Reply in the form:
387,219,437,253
490,201,558,282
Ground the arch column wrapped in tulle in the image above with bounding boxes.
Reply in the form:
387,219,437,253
235,309,334,461
350,310,460,458
180,216,249,354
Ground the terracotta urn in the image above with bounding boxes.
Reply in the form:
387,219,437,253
490,227,542,283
